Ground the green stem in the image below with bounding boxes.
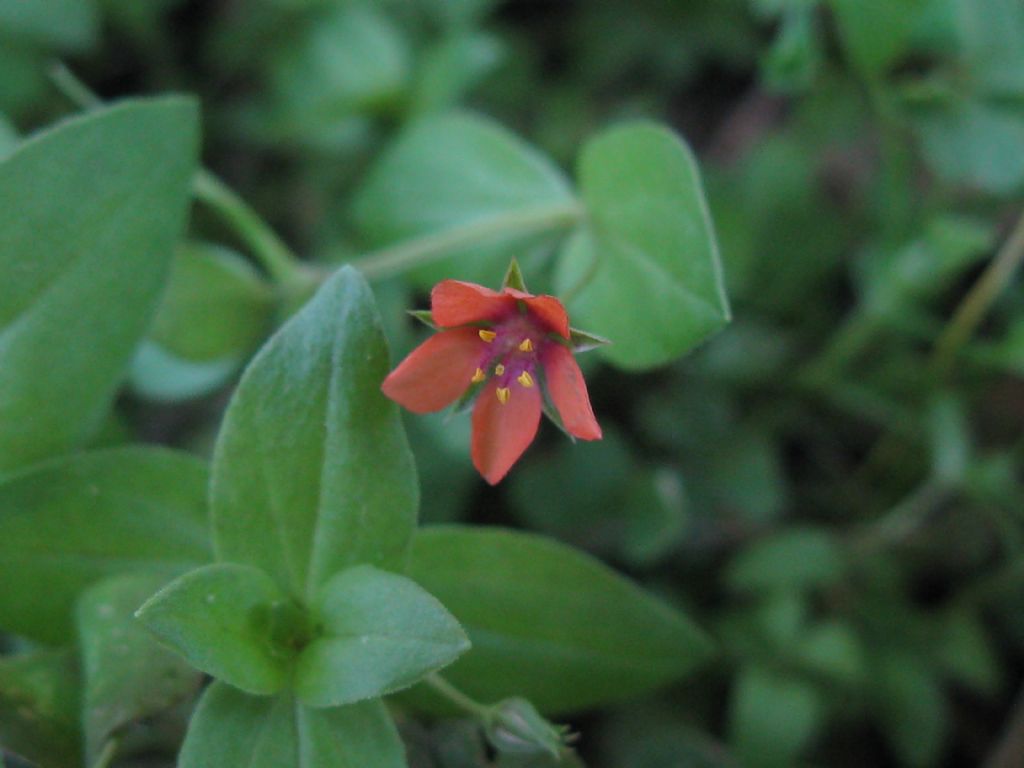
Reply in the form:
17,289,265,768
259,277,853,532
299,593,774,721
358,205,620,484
351,203,584,281
424,673,491,720
91,738,119,768
931,210,1024,379
191,171,307,286
852,479,951,553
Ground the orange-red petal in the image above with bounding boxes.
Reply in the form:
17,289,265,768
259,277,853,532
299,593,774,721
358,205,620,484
542,343,602,440
471,378,542,484
381,327,484,414
504,288,570,338
432,280,516,328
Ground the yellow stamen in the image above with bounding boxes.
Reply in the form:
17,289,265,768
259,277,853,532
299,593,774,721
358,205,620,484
494,364,506,376
518,338,533,352
471,368,486,384
479,329,497,342
496,387,511,405
517,371,534,388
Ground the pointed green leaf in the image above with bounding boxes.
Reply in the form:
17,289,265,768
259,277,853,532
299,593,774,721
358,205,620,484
557,123,729,370
178,683,405,768
212,266,418,602
77,573,202,763
295,565,469,707
0,447,210,644
352,112,577,285
136,563,296,696
405,526,714,714
0,98,199,476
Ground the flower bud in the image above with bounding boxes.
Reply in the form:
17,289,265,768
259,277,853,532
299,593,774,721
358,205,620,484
485,697,569,758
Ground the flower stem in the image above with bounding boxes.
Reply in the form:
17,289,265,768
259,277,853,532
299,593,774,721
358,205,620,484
424,673,491,720
91,738,119,768
351,202,584,281
931,210,1024,379
190,170,307,286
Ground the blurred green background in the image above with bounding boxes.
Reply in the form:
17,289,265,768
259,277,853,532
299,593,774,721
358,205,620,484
4,0,1024,766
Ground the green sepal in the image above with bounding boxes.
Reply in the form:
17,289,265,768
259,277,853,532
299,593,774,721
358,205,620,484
502,259,528,292
568,327,611,354
446,381,485,421
407,309,437,330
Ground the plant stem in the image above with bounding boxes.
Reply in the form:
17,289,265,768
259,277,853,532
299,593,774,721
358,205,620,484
351,202,584,281
50,61,102,109
852,479,951,553
91,738,119,768
191,170,307,286
931,210,1024,378
424,673,491,720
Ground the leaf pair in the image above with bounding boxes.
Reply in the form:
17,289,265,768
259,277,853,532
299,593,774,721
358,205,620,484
134,267,470,765
352,112,730,370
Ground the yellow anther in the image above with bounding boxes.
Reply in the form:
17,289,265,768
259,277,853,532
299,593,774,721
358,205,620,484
479,329,497,343
517,371,534,388
494,364,506,376
471,368,486,384
518,338,533,352
496,387,511,405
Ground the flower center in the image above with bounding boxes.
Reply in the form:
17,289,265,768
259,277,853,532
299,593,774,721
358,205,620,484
472,315,546,404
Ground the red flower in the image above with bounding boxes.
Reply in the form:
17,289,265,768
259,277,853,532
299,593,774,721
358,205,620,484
382,274,602,485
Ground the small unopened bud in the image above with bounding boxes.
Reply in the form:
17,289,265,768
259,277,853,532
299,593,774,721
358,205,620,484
485,697,570,759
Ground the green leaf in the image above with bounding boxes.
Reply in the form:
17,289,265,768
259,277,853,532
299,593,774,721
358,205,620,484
77,573,202,762
0,98,199,476
128,341,242,403
557,122,729,370
295,565,469,707
270,5,410,121
212,266,418,602
725,528,845,594
0,0,98,51
149,242,274,362
829,0,925,77
178,683,405,768
410,33,503,116
0,447,210,644
0,114,17,158
0,648,81,768
910,98,1024,194
405,526,713,714
136,563,296,696
873,652,947,768
729,666,824,768
352,111,577,286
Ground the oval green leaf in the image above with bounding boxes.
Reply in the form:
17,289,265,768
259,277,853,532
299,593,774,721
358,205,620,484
136,563,294,696
178,683,405,768
296,565,469,707
352,111,577,285
405,526,714,715
149,242,274,363
557,122,729,370
77,572,203,763
211,266,418,602
0,98,199,476
0,447,211,644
